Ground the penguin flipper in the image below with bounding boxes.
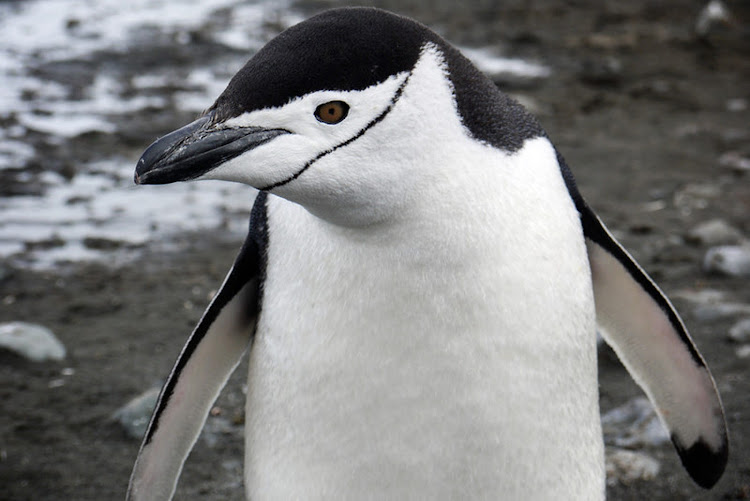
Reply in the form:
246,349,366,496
555,150,728,488
127,194,268,501
581,205,728,488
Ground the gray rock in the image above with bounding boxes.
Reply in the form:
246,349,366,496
728,318,750,343
0,263,12,282
0,321,66,362
695,0,732,37
605,448,660,486
673,183,720,214
726,98,748,112
677,285,750,324
704,245,750,277
719,151,750,173
736,345,750,359
202,415,239,448
687,219,744,246
112,387,160,440
601,397,669,448
693,302,750,322
579,56,623,86
673,288,726,305
220,459,244,491
508,94,548,116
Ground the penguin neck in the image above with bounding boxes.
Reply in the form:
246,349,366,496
284,135,576,266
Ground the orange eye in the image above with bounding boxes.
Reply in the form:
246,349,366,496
315,101,349,124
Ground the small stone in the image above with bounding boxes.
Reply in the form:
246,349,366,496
695,0,732,37
602,397,669,448
82,237,125,250
222,459,243,475
0,263,12,282
703,245,750,277
673,288,726,305
719,151,750,173
728,318,750,343
202,415,239,448
735,345,750,359
673,183,720,214
509,94,547,115
231,411,245,426
0,322,66,362
579,56,623,86
48,378,65,388
584,32,637,50
112,387,160,440
726,98,748,112
693,302,750,322
687,219,744,246
639,200,667,213
605,448,661,486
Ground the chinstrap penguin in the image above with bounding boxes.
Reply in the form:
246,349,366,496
127,7,728,500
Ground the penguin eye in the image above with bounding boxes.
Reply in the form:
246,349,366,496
315,101,349,125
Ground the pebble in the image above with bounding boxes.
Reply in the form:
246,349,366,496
0,263,12,282
583,32,637,50
673,183,720,214
601,397,669,448
605,448,661,486
719,151,750,173
221,459,244,489
82,237,127,250
726,98,748,112
693,302,750,322
0,321,66,362
48,378,66,389
736,345,750,358
112,387,160,440
579,56,623,86
673,288,726,305
695,0,732,37
202,415,240,448
509,94,547,116
728,318,750,343
703,245,750,277
687,219,744,246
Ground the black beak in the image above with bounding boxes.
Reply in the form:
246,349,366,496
135,112,289,185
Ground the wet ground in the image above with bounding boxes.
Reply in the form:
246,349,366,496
1,0,749,499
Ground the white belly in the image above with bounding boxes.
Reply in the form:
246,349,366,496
245,144,604,500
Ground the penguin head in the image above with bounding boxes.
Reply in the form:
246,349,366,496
135,7,544,226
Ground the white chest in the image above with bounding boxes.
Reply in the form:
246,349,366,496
244,138,604,499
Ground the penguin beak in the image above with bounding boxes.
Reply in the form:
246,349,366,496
135,111,289,185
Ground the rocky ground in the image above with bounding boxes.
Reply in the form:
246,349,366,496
1,0,749,499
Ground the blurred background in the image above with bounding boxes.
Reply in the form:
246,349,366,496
0,0,747,499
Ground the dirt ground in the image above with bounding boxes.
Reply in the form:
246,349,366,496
1,0,748,499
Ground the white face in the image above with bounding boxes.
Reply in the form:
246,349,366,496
200,44,469,227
